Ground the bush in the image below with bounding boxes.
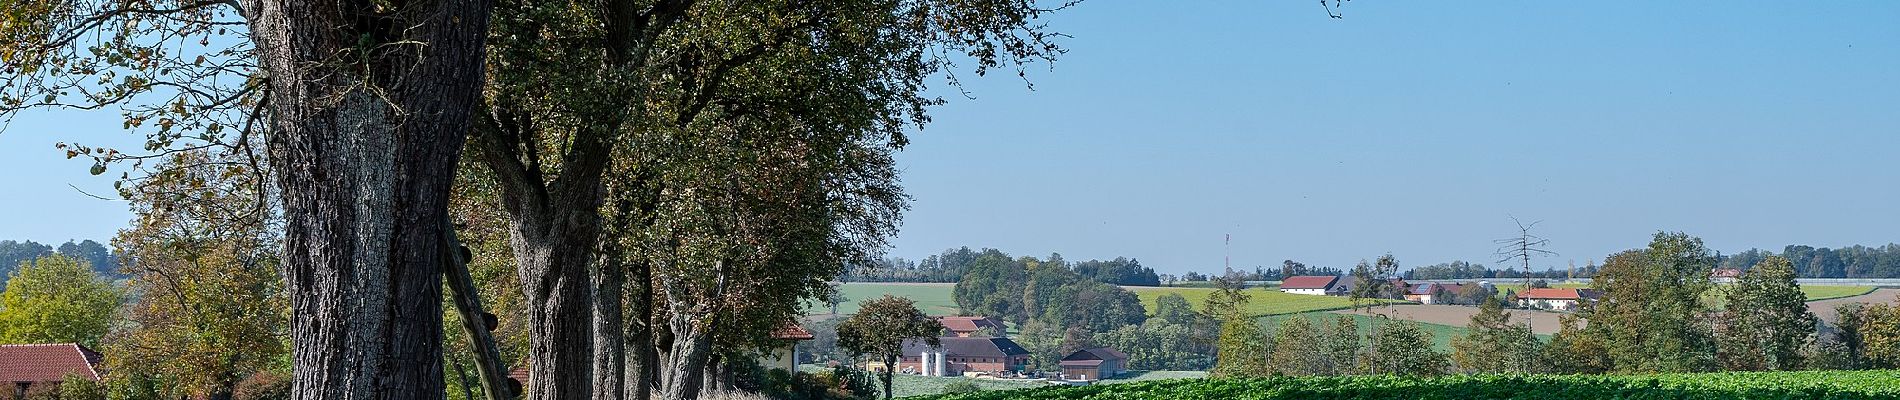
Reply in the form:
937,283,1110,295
233,371,292,400
57,376,106,400
939,380,982,395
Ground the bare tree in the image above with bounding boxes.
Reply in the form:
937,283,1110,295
1495,217,1558,292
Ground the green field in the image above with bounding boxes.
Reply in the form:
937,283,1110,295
1800,285,1876,301
910,370,1900,400
806,283,962,316
1491,282,1874,302
1128,286,1405,317
1258,312,1471,352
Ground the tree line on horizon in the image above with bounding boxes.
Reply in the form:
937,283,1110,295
841,247,1163,287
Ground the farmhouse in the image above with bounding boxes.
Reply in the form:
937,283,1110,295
1058,347,1129,381
936,316,1008,337
1516,288,1588,311
0,343,102,398
1281,275,1339,296
1406,282,1465,305
760,323,815,372
885,336,1032,377
1711,268,1743,284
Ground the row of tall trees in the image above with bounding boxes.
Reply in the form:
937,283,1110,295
1724,245,1900,279
2,1,1072,400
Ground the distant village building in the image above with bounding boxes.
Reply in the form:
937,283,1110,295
1,343,102,398
1406,282,1466,305
1058,347,1129,381
936,316,1008,337
1280,275,1339,296
1711,268,1743,284
761,323,815,372
879,337,1032,377
1514,288,1600,311
1326,276,1358,296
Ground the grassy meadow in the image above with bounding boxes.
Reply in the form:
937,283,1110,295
1128,286,1407,317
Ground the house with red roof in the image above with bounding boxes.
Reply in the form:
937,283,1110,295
0,343,103,397
935,316,1007,337
1515,288,1588,311
874,336,1032,377
763,323,816,372
1279,275,1339,296
1058,347,1129,381
1711,268,1743,284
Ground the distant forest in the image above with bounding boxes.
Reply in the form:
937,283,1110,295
1406,244,1900,280
841,246,1162,286
0,239,121,286
847,243,1900,284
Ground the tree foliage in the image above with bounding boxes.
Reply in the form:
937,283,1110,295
1714,256,1815,371
106,149,287,399
0,254,122,347
1588,233,1718,373
1451,297,1541,374
837,296,941,400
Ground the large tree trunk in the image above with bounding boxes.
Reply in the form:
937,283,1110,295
656,308,716,400
592,253,626,400
472,101,616,400
517,236,599,400
626,260,656,400
246,0,489,398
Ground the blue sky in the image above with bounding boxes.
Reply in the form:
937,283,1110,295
3,2,1897,274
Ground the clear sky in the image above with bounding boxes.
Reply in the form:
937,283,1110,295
2,2,1897,275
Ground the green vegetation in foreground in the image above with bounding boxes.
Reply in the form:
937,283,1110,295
799,365,1045,398
1130,287,1405,317
1259,312,1472,352
804,283,961,316
1801,284,1876,301
1099,371,1209,384
910,370,1900,400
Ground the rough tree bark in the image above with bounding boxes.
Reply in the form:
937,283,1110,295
471,115,613,400
592,252,626,400
244,0,490,397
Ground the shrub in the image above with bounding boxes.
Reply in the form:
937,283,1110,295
939,380,981,395
233,371,292,400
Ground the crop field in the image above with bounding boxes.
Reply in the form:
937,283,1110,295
1801,284,1877,301
1258,312,1469,351
805,283,961,316
909,370,1900,400
1128,287,1405,317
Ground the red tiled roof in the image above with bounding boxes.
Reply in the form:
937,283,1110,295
935,316,1004,333
1518,288,1581,300
1280,275,1339,290
0,344,102,383
1712,268,1743,278
772,323,815,341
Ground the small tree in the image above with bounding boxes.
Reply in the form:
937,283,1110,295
1209,317,1272,378
1266,317,1325,376
1715,256,1816,371
1360,320,1447,376
1451,297,1542,373
0,255,122,347
836,296,941,400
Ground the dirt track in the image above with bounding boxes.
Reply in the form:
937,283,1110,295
1808,288,1900,323
1330,305,1572,335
